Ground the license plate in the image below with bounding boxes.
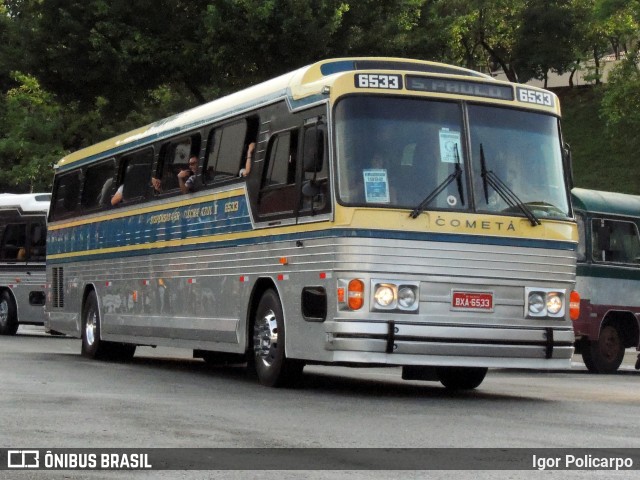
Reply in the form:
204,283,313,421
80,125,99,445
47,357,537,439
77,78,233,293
451,291,494,312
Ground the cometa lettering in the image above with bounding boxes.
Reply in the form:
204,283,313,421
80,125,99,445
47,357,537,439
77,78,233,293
434,217,517,232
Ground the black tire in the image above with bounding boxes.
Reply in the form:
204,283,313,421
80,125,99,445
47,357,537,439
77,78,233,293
0,291,19,336
582,325,624,374
436,366,487,390
81,291,136,361
251,289,303,387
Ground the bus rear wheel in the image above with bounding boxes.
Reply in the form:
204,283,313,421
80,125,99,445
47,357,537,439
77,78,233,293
582,325,624,374
82,291,136,361
0,291,19,336
251,289,303,387
436,366,487,390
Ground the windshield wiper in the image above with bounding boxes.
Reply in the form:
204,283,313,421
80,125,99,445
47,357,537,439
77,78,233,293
480,144,541,226
409,144,464,219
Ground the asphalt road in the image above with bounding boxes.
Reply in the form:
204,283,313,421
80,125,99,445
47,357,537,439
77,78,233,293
1,326,639,480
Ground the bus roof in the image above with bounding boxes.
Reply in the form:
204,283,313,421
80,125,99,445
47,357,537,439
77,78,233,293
0,193,51,214
572,188,640,218
54,57,547,172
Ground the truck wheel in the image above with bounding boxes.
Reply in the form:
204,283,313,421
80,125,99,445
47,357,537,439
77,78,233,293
82,291,135,361
251,289,303,387
583,325,624,374
436,366,487,390
0,291,19,335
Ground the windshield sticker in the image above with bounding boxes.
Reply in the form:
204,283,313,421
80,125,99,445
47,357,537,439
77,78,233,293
363,169,390,203
439,129,462,163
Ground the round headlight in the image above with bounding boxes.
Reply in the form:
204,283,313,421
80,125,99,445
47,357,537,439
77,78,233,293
546,293,563,315
398,287,417,309
374,285,395,307
528,293,545,315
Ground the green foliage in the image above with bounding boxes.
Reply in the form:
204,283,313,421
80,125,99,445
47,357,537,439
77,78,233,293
0,0,638,194
600,50,640,155
560,85,640,195
0,72,65,192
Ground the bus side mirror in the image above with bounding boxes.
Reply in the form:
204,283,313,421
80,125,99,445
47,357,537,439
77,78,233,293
302,126,325,198
303,128,324,174
563,143,574,189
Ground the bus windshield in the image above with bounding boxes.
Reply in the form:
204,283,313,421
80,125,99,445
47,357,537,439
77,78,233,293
335,96,570,219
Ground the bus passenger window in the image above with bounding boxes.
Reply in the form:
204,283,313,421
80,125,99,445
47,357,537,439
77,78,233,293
81,159,116,210
116,148,154,204
204,121,246,184
592,219,640,264
156,134,200,193
0,223,26,261
51,171,81,220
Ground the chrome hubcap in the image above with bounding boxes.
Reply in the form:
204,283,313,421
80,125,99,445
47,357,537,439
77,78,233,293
85,309,97,346
253,310,278,367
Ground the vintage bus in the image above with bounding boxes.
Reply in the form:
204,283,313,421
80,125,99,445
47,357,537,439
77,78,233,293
572,188,640,373
46,58,579,390
0,193,49,335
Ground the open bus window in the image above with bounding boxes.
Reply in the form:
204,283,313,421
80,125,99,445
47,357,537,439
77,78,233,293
591,218,640,264
117,148,154,203
0,223,26,261
81,159,117,210
156,135,200,193
204,121,247,184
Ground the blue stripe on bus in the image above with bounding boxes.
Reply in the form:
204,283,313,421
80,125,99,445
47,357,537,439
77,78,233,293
47,194,577,262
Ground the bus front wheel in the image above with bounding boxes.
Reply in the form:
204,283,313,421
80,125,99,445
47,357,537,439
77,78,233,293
82,291,135,361
0,291,19,336
582,325,624,374
251,289,303,387
436,366,487,390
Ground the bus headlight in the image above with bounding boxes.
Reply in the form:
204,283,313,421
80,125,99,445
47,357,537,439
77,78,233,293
374,284,396,308
398,286,417,309
546,292,563,315
371,280,419,313
526,288,566,318
528,293,545,315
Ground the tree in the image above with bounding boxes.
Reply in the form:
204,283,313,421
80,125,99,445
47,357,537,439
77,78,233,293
600,49,640,150
17,0,217,118
0,73,65,192
513,0,585,87
419,0,526,80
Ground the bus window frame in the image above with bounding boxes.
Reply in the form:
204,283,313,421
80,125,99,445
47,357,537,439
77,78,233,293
203,120,248,186
590,216,640,265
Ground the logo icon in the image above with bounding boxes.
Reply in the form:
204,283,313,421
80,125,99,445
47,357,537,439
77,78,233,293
7,450,40,468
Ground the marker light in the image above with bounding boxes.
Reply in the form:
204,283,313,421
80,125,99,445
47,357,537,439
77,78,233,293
570,290,581,320
347,279,365,310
